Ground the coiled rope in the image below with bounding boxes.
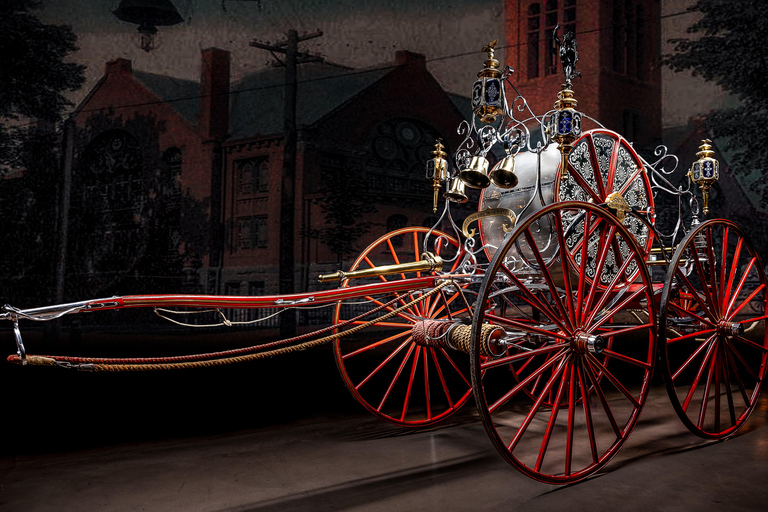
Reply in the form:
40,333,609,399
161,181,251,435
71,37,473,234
11,281,450,372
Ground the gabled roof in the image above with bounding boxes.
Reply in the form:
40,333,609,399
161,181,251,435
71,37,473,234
133,71,200,125
229,63,391,139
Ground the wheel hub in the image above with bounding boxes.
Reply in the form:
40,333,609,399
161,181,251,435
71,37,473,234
717,320,744,337
572,331,605,354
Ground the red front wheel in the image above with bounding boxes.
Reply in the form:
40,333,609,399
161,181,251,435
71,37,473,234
332,227,473,426
471,202,656,484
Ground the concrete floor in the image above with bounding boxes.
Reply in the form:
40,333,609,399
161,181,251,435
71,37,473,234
1,372,767,512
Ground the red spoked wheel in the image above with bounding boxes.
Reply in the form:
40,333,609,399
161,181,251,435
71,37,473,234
332,227,473,426
659,219,768,439
470,202,656,484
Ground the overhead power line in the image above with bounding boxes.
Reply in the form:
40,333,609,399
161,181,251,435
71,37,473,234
5,9,695,129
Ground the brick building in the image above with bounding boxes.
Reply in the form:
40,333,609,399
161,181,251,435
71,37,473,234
63,48,470,300
504,0,662,150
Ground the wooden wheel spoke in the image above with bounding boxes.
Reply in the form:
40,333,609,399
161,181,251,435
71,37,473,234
553,211,577,325
484,313,569,343
666,327,717,345
575,211,592,324
727,277,764,320
342,329,411,360
507,356,569,451
565,362,577,476
587,285,647,331
438,348,471,387
731,333,768,353
697,348,717,429
600,322,655,340
724,342,753,404
377,343,417,411
489,349,567,414
363,294,418,323
688,241,720,315
430,347,454,408
601,348,652,369
720,346,738,426
582,224,617,317
577,361,599,464
681,341,717,413
668,300,716,328
481,344,565,371
586,354,641,408
399,346,422,420
535,359,571,472
704,228,721,317
674,267,716,321
568,165,604,203
422,348,431,420
671,334,716,381
493,268,572,333
355,338,412,390
615,166,644,196
523,227,574,331
582,359,622,438
723,237,743,311
719,227,732,310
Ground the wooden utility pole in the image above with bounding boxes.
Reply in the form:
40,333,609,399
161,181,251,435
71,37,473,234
250,29,323,337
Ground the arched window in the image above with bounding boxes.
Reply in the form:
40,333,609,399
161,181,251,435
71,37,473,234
236,157,269,195
545,0,559,75
163,147,182,196
527,3,541,79
80,129,143,213
527,0,577,79
365,118,443,200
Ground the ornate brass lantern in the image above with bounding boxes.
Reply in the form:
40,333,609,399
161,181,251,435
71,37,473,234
425,139,450,212
550,27,582,181
471,40,504,123
688,139,720,215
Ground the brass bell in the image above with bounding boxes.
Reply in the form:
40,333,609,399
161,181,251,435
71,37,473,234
459,155,491,189
443,177,468,203
489,155,518,189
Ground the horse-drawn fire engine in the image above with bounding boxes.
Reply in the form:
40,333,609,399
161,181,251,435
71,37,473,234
3,33,766,484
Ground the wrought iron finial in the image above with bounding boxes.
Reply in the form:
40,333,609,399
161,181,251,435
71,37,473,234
553,25,580,87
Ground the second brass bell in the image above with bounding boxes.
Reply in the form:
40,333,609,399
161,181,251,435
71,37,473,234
489,155,518,189
459,155,491,189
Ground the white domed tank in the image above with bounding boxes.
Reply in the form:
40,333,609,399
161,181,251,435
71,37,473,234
478,142,561,264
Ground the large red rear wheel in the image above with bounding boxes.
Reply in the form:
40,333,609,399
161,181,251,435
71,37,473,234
332,227,473,426
470,202,656,484
659,219,768,439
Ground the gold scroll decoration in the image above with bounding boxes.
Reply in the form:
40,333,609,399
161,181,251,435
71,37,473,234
462,207,516,238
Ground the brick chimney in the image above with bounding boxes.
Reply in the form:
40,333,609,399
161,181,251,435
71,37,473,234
105,58,132,75
394,50,426,68
199,48,230,140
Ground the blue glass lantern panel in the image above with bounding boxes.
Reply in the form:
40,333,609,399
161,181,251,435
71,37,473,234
702,160,716,179
484,78,502,107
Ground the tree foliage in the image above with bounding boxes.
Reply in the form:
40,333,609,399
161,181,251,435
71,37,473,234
664,0,768,204
0,0,84,166
313,165,376,266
